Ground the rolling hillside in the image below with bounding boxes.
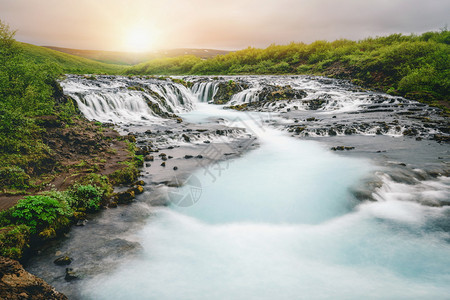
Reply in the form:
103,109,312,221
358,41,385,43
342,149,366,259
44,46,231,65
18,43,125,74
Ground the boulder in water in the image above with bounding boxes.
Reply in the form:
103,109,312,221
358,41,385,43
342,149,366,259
54,256,72,266
116,190,136,204
64,268,79,281
133,185,144,195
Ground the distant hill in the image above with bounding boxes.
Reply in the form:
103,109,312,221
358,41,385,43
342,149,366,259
43,46,231,65
18,43,125,74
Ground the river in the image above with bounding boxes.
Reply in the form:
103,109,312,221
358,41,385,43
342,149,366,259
26,75,450,299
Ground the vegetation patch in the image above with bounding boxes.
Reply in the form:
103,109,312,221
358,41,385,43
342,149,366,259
0,225,30,260
125,30,449,112
0,20,143,260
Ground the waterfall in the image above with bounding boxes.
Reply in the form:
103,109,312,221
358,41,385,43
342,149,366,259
61,75,197,124
70,91,157,124
229,88,260,105
191,81,220,102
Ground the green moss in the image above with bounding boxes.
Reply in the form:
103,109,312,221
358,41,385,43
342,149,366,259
76,173,114,199
109,164,139,185
127,86,145,92
0,166,30,189
134,154,144,167
0,225,30,260
170,78,194,88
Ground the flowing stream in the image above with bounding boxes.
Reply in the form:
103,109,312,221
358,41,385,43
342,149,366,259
27,76,450,299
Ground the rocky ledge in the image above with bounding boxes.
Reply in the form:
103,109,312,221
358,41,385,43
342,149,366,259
0,256,67,299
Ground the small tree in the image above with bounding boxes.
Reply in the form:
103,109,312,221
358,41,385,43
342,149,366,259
0,20,17,54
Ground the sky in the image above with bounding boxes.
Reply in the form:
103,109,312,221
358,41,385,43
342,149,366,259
0,0,449,52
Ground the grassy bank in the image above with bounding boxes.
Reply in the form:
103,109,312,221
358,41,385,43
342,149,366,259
0,21,140,261
18,43,125,74
125,30,450,112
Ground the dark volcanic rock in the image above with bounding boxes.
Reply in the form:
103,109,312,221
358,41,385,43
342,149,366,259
53,256,72,266
64,268,78,281
256,85,307,102
213,81,249,104
115,190,136,204
0,256,67,299
144,155,154,161
182,134,191,142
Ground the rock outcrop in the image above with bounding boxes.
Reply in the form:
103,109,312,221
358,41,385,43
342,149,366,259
0,256,67,299
213,81,249,104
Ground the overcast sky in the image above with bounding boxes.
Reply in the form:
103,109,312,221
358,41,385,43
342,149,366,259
0,0,448,51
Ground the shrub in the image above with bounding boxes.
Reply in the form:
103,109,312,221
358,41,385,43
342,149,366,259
0,166,30,189
77,173,113,199
69,184,103,211
10,195,73,234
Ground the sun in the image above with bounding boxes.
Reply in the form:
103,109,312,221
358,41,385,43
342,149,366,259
124,27,155,52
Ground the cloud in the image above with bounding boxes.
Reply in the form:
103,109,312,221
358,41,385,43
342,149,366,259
0,0,448,50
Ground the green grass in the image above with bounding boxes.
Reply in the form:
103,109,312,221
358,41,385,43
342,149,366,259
0,20,126,190
124,30,450,110
18,42,125,74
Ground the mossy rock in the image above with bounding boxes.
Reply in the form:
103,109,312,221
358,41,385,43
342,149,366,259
115,190,135,204
133,185,144,195
257,85,307,102
0,225,30,260
109,165,139,185
212,81,249,104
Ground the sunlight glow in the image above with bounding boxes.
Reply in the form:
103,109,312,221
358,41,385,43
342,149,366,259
124,27,156,52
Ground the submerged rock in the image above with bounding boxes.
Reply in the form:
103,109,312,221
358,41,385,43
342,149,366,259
144,155,154,161
133,185,144,195
64,268,79,281
330,146,354,151
53,256,72,266
116,190,136,204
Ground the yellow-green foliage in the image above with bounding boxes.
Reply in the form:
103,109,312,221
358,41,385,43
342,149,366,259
110,164,139,185
18,42,125,74
0,225,30,260
0,19,124,190
0,166,30,189
125,30,449,106
76,173,114,199
129,55,201,75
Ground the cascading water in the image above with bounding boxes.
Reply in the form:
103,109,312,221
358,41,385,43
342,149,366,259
26,75,449,300
79,103,450,300
191,81,220,102
229,88,260,105
62,75,197,124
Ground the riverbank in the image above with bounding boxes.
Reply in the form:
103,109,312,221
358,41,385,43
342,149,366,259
23,113,257,299
0,110,144,298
